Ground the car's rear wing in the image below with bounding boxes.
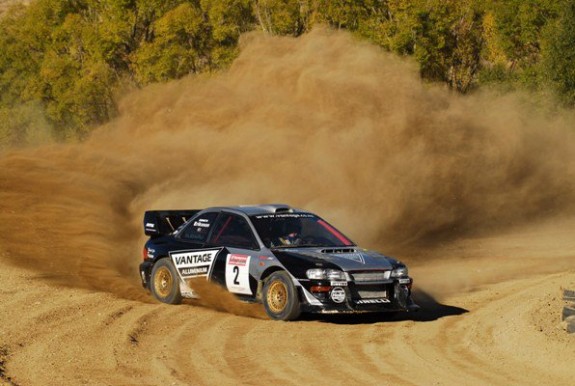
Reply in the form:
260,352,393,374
143,210,200,238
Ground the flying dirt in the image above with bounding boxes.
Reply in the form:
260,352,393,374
0,28,574,385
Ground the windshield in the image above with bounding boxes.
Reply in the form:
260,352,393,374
251,213,354,248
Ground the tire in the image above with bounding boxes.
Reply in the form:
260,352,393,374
150,258,182,304
262,271,301,321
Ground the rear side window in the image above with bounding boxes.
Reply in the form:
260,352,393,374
180,212,218,242
209,213,259,250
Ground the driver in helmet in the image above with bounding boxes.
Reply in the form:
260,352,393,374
274,218,302,246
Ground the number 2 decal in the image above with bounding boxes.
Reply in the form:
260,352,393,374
233,265,240,285
225,254,252,295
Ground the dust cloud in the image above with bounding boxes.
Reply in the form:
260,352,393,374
187,278,267,319
0,28,574,304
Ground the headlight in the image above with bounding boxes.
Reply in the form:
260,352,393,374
306,269,346,280
391,266,408,278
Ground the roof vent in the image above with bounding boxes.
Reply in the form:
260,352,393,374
321,248,357,254
275,207,293,213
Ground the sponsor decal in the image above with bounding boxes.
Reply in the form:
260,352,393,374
193,220,211,228
398,278,411,284
181,266,209,276
228,254,248,266
225,254,252,295
254,213,315,219
330,281,348,287
174,253,213,265
145,222,156,228
330,287,346,303
355,298,390,304
170,249,220,279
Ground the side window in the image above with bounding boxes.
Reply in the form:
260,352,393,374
209,213,258,250
180,212,218,242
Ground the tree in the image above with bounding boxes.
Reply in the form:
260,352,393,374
315,0,375,30
252,0,313,36
356,0,417,55
478,0,557,91
411,0,483,92
38,12,117,136
132,3,210,84
201,0,255,66
448,4,484,92
542,0,575,105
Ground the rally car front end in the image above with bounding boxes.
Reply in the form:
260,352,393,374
295,266,418,314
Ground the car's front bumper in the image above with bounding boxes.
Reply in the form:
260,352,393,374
299,278,418,314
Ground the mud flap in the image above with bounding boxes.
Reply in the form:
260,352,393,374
394,282,420,311
394,282,409,308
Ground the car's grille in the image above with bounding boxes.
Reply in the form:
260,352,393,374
351,271,391,282
357,290,387,299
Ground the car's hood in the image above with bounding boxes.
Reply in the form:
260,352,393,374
273,247,395,272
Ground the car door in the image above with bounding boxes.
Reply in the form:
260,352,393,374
205,212,260,297
169,211,223,281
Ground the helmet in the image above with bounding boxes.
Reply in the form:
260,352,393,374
283,218,301,235
270,217,302,246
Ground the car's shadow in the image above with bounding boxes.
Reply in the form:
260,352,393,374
299,289,468,324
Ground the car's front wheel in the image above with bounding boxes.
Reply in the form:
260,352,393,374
150,258,182,304
262,271,301,321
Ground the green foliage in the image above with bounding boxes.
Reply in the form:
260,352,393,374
0,0,256,145
132,3,210,84
252,0,313,36
0,102,53,150
542,0,575,105
0,0,81,106
315,0,376,30
38,12,117,134
476,0,558,93
202,0,254,42
0,1,116,139
356,1,418,55
488,0,553,64
201,0,255,66
313,0,484,93
0,0,573,147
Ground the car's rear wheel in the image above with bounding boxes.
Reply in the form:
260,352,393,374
151,258,182,304
263,271,301,321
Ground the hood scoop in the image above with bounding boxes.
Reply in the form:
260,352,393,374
321,248,357,254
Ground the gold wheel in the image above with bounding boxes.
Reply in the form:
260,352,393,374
266,280,288,313
153,266,174,299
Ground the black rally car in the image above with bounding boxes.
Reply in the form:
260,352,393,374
139,204,418,320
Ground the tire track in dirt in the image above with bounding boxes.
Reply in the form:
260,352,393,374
381,273,575,385
204,319,411,385
1,249,575,385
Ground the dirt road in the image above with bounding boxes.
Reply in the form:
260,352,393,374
1,219,574,385
1,29,574,385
